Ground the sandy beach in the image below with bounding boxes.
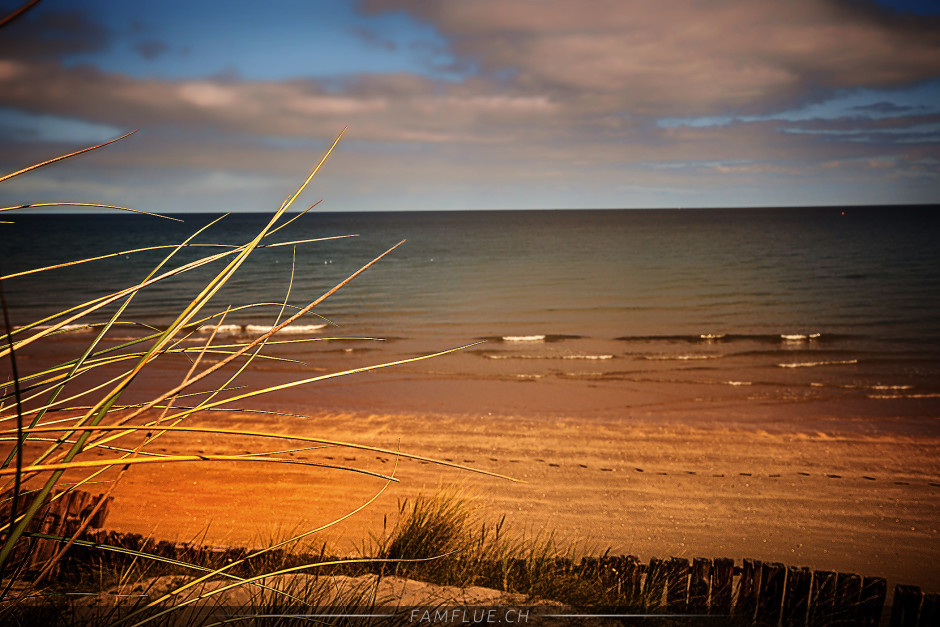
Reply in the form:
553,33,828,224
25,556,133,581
82,407,940,592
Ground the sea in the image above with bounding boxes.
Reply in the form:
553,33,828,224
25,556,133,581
3,206,940,434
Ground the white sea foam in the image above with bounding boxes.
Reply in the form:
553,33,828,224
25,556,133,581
643,354,719,361
199,323,328,335
724,381,752,386
483,353,613,361
777,359,858,368
198,324,243,335
502,335,546,342
781,333,822,342
60,324,93,332
869,384,914,390
29,324,93,333
700,333,726,340
245,323,327,334
868,393,940,400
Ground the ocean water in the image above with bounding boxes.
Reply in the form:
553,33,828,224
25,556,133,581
4,206,940,432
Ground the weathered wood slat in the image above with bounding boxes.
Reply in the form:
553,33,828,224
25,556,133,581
619,555,642,603
860,576,888,627
810,569,838,625
757,561,786,625
891,584,923,627
711,557,735,615
688,557,711,613
736,557,761,620
644,556,668,612
782,565,811,627
666,556,690,613
836,572,863,624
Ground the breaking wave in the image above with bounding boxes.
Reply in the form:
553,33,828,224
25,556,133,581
776,359,859,368
642,354,721,361
478,334,583,343
617,332,844,344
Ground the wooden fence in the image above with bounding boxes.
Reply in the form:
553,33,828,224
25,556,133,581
2,489,938,626
570,554,938,626
0,488,112,574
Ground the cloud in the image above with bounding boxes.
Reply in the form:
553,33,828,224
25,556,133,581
0,58,560,146
360,0,940,116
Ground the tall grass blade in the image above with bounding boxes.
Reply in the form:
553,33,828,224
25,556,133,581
0,131,137,185
0,202,182,221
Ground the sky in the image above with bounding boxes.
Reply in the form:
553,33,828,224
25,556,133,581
1,0,939,213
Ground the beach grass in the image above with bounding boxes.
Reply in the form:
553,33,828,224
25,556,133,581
0,131,520,624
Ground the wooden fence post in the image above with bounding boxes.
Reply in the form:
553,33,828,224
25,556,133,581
890,584,922,627
619,555,642,605
597,555,619,590
857,576,887,626
688,558,712,613
736,558,761,620
810,570,838,625
757,562,786,626
644,557,668,613
782,566,812,627
666,557,690,613
835,572,862,623
711,557,735,615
